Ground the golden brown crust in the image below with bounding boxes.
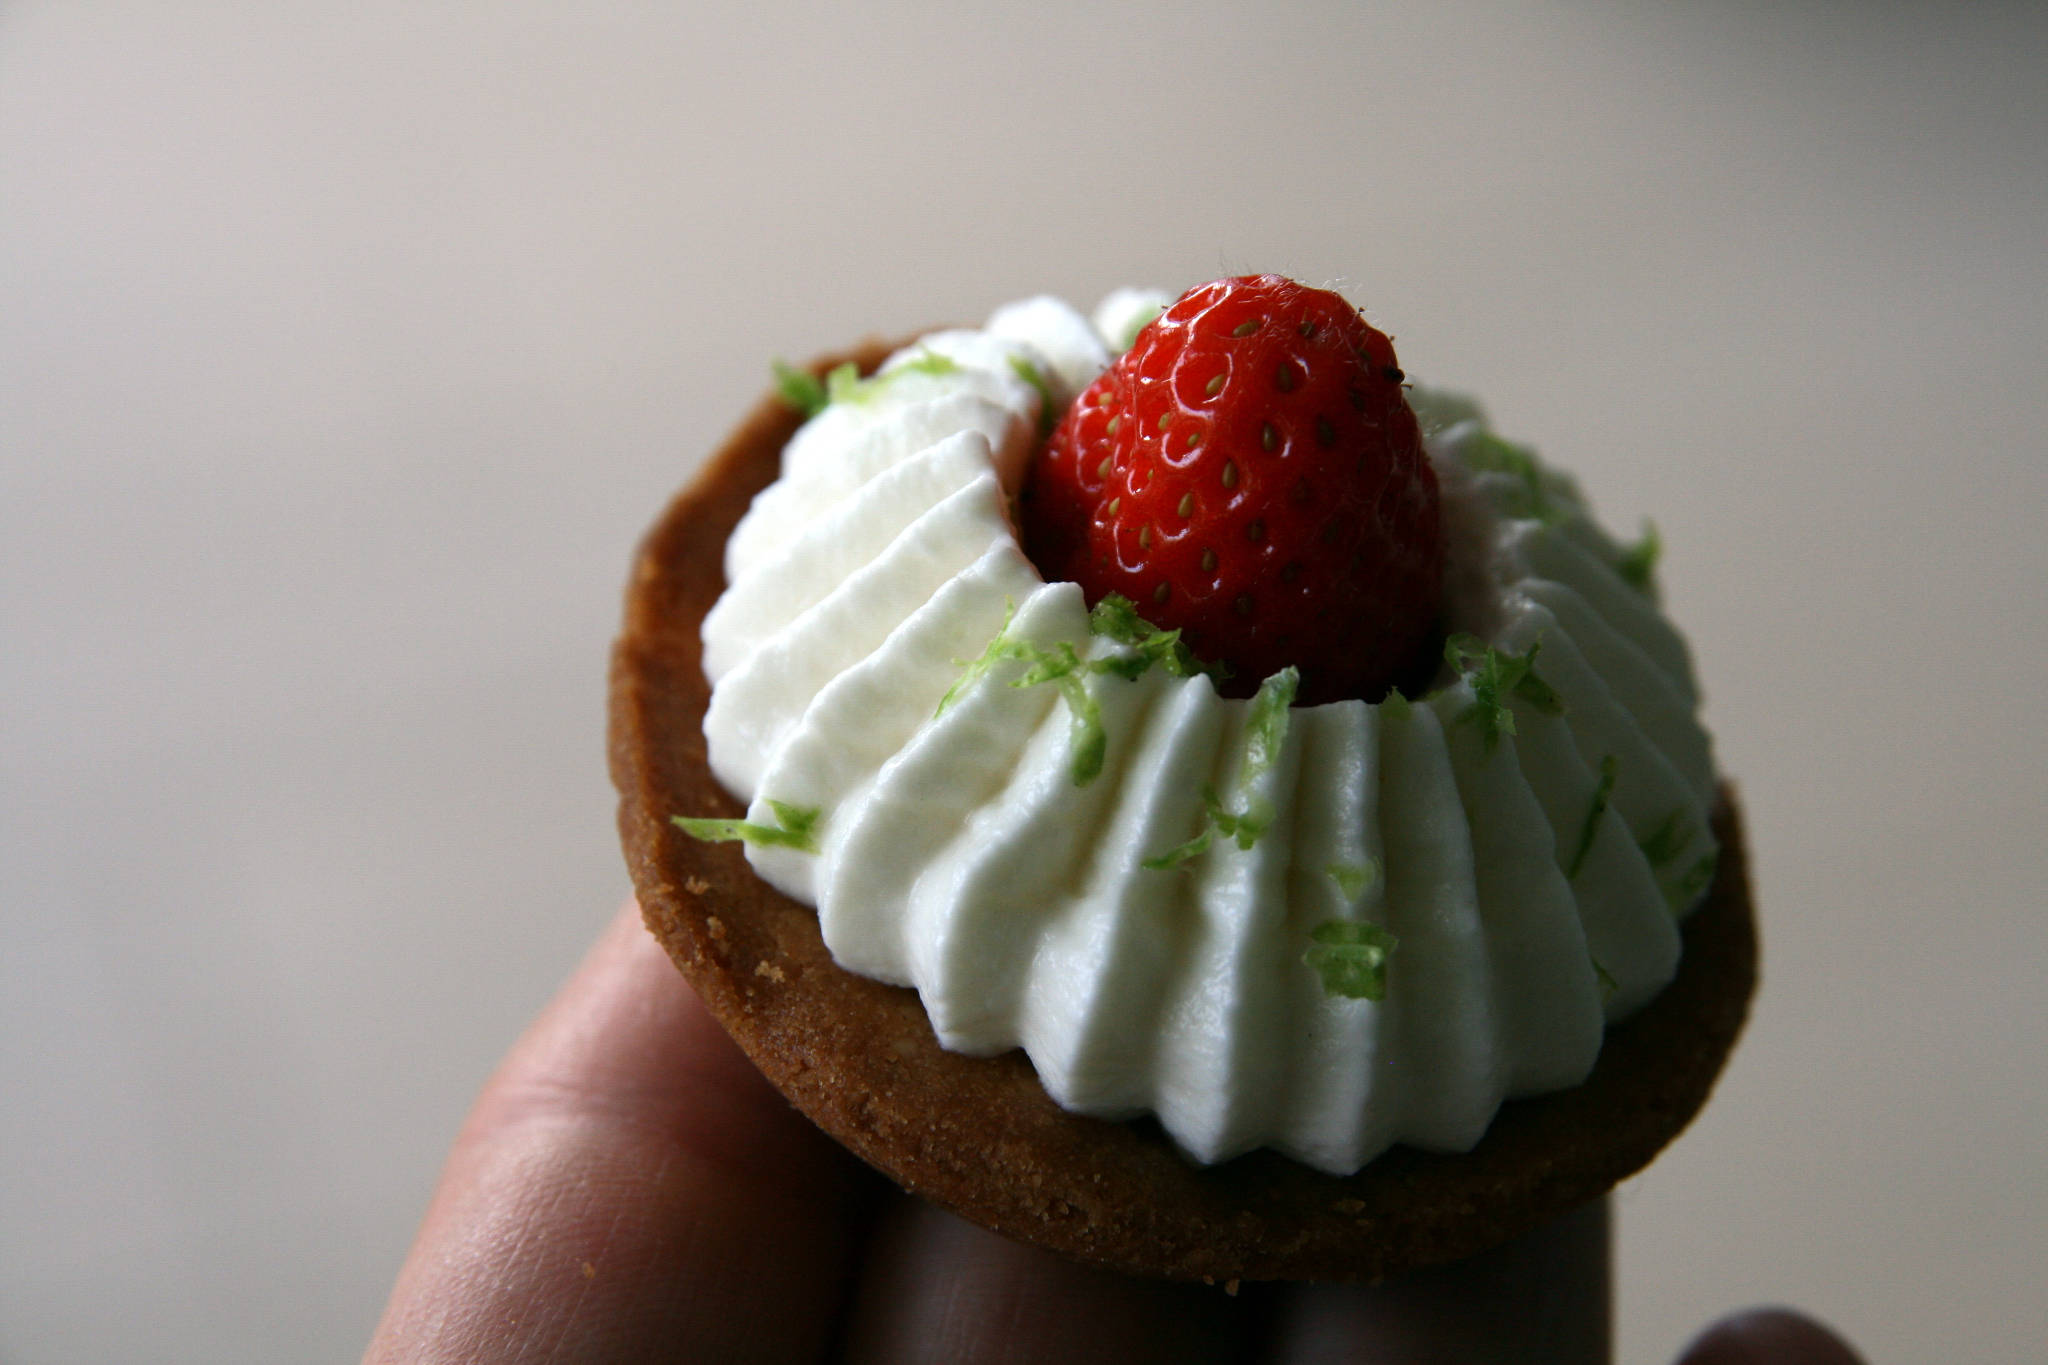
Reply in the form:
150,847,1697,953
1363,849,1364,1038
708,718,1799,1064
608,340,1756,1283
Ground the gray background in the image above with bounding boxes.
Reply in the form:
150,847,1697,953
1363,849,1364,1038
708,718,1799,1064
4,3,2043,1361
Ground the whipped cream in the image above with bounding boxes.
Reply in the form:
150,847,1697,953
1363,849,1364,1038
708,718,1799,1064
695,293,1717,1173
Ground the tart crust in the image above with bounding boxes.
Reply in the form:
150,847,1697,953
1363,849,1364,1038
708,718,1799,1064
608,339,1756,1283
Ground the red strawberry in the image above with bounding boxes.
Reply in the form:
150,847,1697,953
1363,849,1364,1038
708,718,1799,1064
1021,275,1443,705
1017,358,1123,586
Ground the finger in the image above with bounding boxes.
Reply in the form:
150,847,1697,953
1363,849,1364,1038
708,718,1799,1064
1258,1196,1611,1364
836,1195,1252,1365
1675,1307,1865,1365
364,901,876,1365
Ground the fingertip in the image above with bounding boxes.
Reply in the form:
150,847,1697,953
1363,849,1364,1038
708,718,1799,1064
1676,1306,1865,1365
838,1197,1248,1365
467,898,849,1190
367,900,877,1365
1265,1198,1611,1364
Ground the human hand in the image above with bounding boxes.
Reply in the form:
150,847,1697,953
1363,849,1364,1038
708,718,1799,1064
365,902,1861,1364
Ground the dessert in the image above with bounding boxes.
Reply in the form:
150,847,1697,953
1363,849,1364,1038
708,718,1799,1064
609,278,1754,1281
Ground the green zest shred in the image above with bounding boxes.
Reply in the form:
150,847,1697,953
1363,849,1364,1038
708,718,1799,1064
1444,634,1564,752
1325,859,1381,901
937,608,1106,784
941,592,1229,788
1007,354,1057,438
1675,849,1719,902
936,600,1021,717
1461,432,1562,522
1592,956,1619,998
771,360,831,417
1637,808,1696,868
775,348,960,418
1566,754,1620,880
1142,784,1276,870
835,347,960,406
1637,809,1717,912
1304,920,1399,1001
1142,803,1215,869
671,799,822,854
1013,642,1110,786
891,349,961,381
819,360,863,405
1088,593,1218,680
1143,668,1298,870
1616,520,1661,593
1240,667,1300,786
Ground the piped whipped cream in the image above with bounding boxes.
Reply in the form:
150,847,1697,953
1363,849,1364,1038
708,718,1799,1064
695,292,1717,1173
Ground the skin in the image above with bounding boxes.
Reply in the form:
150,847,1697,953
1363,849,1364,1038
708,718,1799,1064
365,903,1863,1364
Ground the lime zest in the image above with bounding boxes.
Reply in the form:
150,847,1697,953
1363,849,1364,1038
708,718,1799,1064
1325,859,1381,901
1616,520,1661,593
1444,634,1564,752
943,593,1243,787
1087,593,1217,680
1143,667,1297,869
891,348,961,381
1566,754,1620,880
1140,827,1213,871
1592,956,1619,998
1637,808,1696,869
936,601,1110,786
671,799,822,855
1226,797,1276,850
1674,849,1719,907
1461,431,1562,523
771,360,830,417
1141,784,1279,871
1240,666,1300,787
808,348,958,410
1011,641,1109,785
1007,354,1058,438
1141,786,1222,870
1304,919,1399,1001
822,360,865,405
936,599,1020,717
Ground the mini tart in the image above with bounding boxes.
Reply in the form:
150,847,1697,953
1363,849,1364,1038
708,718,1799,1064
608,338,1757,1283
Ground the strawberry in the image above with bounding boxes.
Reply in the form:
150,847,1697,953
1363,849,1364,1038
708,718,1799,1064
1016,357,1123,587
1020,275,1443,705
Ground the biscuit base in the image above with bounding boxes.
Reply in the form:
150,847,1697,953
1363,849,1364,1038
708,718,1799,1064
609,340,1757,1283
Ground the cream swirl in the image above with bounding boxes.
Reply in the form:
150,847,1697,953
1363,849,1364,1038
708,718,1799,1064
695,293,1716,1173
